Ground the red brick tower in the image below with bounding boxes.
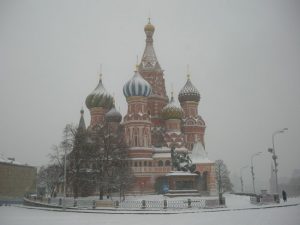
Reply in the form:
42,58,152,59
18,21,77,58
178,75,206,150
139,19,168,147
123,67,154,192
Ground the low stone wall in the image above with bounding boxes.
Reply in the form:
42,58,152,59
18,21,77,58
250,194,280,205
23,198,62,209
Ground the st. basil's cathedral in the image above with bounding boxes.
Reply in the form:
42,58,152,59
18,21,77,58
80,20,216,195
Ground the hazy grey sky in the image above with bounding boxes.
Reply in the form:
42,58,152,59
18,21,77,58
1,0,299,191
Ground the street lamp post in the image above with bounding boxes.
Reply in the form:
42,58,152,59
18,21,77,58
251,152,262,194
63,146,67,211
268,128,288,194
240,165,249,193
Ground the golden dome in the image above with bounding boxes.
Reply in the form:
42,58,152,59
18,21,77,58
144,18,155,33
162,93,183,120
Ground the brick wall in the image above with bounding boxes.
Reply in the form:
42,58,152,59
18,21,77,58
0,162,37,199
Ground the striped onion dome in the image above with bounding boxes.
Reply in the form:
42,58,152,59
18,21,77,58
123,69,152,98
178,76,200,103
85,76,113,109
105,103,122,123
162,93,183,120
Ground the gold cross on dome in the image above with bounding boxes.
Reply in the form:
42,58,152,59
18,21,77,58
135,55,139,71
171,83,174,96
187,64,191,79
99,64,103,80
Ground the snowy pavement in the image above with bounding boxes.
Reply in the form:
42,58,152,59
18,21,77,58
1,194,300,225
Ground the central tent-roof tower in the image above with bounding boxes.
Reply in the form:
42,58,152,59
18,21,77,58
139,19,168,147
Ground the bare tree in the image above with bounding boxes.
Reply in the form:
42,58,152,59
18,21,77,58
215,159,233,193
38,124,76,197
37,164,62,197
67,124,92,197
40,122,133,199
92,123,133,200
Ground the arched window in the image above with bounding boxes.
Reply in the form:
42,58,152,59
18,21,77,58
144,161,147,167
133,128,138,146
202,171,208,191
165,160,171,166
134,162,138,167
129,128,133,146
139,161,142,167
148,162,152,167
143,128,148,147
158,160,163,167
126,128,130,145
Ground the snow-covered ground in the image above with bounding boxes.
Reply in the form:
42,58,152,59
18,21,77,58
0,194,299,225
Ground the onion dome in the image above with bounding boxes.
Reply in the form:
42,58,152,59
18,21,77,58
178,75,200,103
105,102,122,123
162,92,183,120
144,18,155,37
85,76,113,109
123,67,152,98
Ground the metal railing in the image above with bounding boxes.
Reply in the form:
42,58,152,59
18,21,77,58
25,197,223,210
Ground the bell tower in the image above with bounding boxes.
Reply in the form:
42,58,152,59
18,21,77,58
139,19,168,147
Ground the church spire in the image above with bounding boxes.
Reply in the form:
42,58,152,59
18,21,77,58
78,108,86,131
140,18,161,71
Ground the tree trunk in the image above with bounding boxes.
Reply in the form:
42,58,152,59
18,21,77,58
99,187,104,200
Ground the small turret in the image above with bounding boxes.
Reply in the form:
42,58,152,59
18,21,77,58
78,109,86,131
105,102,122,123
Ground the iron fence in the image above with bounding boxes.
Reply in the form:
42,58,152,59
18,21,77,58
28,197,221,210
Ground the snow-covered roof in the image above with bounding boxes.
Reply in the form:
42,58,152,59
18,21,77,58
190,141,212,164
128,158,153,161
153,146,188,153
0,153,24,165
128,147,153,151
165,171,197,176
152,153,171,159
153,146,170,152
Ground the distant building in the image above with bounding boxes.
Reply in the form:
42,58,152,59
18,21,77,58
0,156,37,201
78,19,216,195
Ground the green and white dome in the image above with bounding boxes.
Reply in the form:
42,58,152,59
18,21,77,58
85,77,113,109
